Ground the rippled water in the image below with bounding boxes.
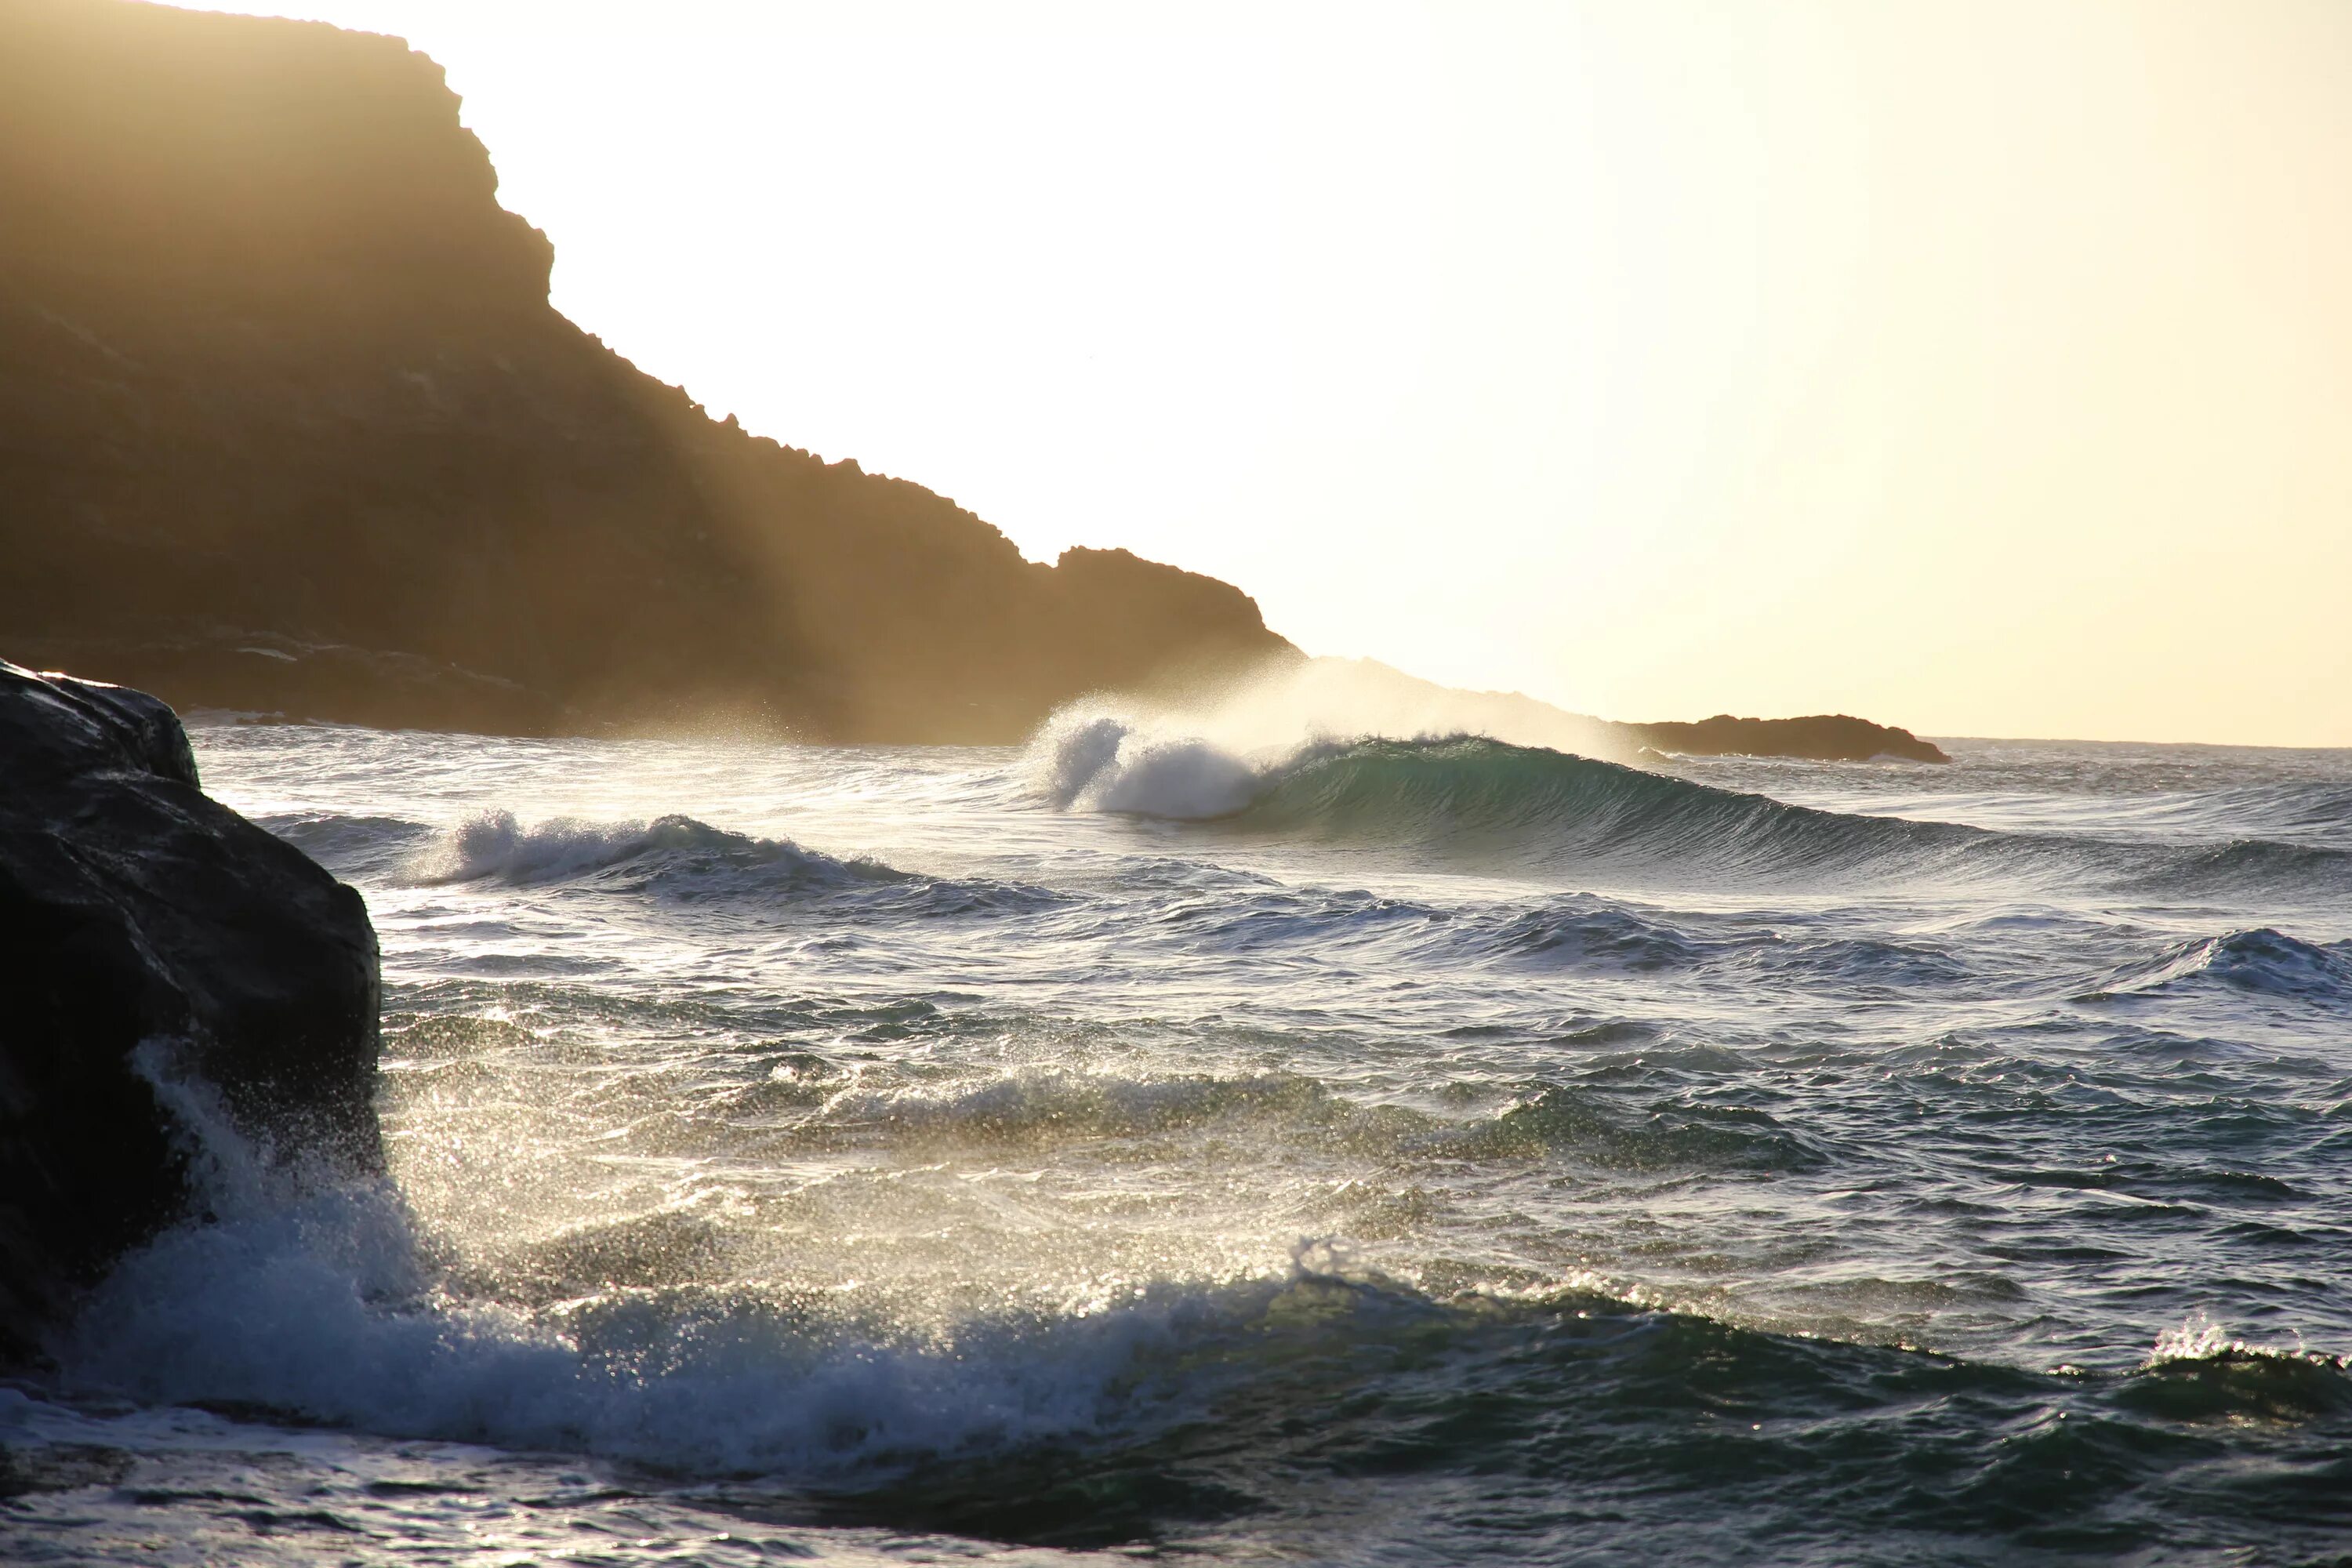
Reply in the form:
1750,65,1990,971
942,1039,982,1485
7,718,2350,1565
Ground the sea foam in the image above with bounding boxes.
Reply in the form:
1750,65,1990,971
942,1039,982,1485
1030,712,1272,818
401,810,905,894
56,1063,1206,1483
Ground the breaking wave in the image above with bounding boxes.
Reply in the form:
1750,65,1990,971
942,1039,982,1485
401,810,906,892
42,1062,1822,1493
267,809,1080,922
1029,717,2352,896
1033,715,1969,872
58,1171,1196,1486
1031,713,1269,818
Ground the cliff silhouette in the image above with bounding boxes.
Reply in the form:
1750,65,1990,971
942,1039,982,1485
0,0,1945,761
0,0,1289,741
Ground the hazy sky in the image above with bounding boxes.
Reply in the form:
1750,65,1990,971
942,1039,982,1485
201,0,2352,744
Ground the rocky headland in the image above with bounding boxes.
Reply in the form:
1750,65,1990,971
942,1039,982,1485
0,0,1944,762
0,0,1285,742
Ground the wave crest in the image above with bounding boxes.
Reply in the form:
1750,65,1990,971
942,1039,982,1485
2083,928,2352,1004
1031,713,1269,818
1026,714,2352,898
402,810,905,892
1029,717,1969,882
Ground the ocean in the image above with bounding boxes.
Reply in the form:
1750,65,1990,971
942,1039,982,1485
5,712,2350,1565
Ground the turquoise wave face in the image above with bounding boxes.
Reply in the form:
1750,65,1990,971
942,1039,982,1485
1214,735,2352,897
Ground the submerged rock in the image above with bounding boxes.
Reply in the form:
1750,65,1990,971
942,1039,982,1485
0,661,380,1363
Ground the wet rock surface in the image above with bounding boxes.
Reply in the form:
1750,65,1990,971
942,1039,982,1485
0,661,381,1363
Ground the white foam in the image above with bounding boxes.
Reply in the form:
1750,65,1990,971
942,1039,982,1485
56,1117,1221,1482
1028,711,1268,820
403,810,681,884
398,809,888,892
2142,1309,2343,1370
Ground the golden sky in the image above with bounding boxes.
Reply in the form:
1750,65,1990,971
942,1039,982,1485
198,0,2352,745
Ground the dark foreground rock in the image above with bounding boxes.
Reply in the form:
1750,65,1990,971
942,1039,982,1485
0,661,380,1364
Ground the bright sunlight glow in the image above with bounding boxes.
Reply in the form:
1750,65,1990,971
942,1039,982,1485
188,0,2352,745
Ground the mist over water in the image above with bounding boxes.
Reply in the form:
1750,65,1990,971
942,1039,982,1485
9,712,2352,1565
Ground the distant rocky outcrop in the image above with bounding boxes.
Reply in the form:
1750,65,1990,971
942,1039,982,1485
1625,713,1948,764
0,661,381,1363
0,0,1292,742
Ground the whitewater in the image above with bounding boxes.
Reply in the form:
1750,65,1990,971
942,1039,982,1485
6,712,2351,1566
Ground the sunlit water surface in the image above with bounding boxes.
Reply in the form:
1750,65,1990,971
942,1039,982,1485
7,722,2351,1565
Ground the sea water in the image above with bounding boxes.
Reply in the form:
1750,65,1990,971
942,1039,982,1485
5,715,2350,1565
